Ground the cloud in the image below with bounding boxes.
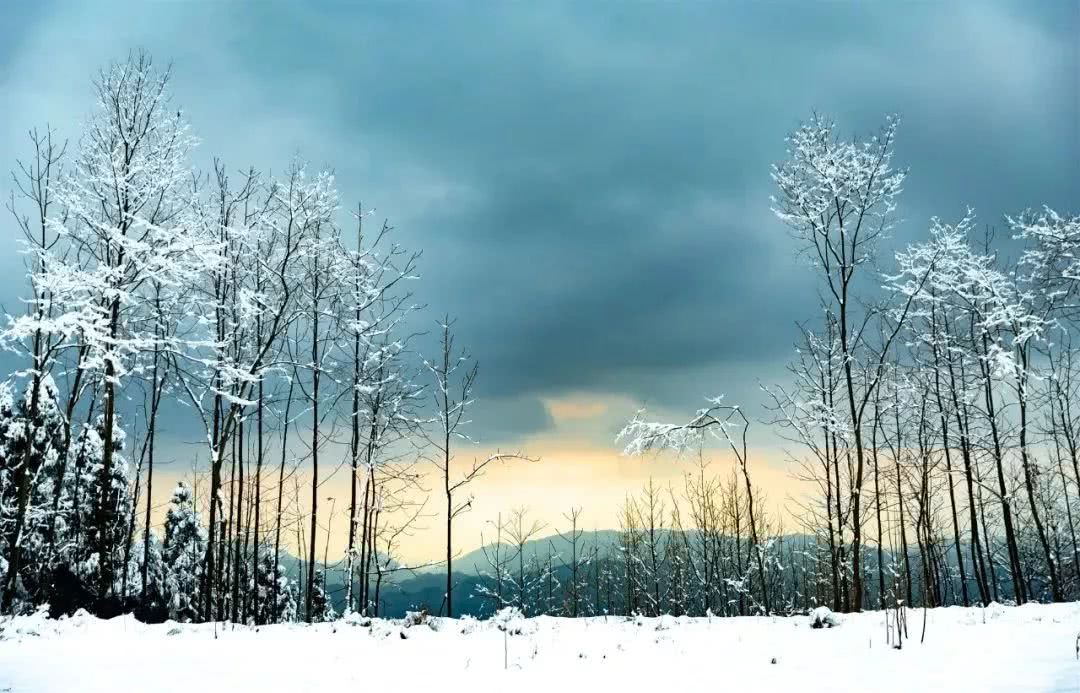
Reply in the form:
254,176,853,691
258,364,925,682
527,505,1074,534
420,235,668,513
0,0,1076,449
543,396,609,423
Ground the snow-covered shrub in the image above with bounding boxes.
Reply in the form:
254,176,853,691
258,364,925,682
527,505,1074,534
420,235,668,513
655,614,678,631
402,609,429,628
809,606,840,629
341,610,372,628
0,603,52,641
493,606,528,635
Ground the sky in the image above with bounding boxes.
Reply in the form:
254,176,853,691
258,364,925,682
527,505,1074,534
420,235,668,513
1,1,1078,562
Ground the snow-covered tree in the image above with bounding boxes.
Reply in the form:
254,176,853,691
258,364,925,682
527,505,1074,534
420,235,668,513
0,377,67,604
42,413,134,602
893,211,1063,603
124,529,165,619
770,113,941,611
1013,207,1080,309
307,569,335,624
161,482,205,622
255,550,296,624
619,399,772,614
35,50,209,602
0,127,73,613
180,161,335,621
421,319,533,618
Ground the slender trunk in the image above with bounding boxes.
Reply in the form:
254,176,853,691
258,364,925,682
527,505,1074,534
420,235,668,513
203,286,225,622
347,366,359,612
975,461,1000,602
226,435,237,620
232,417,245,621
443,337,454,618
305,240,322,622
272,378,294,621
140,350,163,603
924,303,968,605
253,378,263,624
358,473,371,612
979,328,1026,603
95,296,121,602
944,324,991,603
892,395,914,605
838,277,867,612
741,464,770,614
122,430,144,606
365,494,379,612
307,346,320,622
821,364,841,611
445,474,452,617
346,209,363,613
873,413,885,610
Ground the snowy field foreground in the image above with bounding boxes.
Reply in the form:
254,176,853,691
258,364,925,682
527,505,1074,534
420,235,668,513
2,603,1079,692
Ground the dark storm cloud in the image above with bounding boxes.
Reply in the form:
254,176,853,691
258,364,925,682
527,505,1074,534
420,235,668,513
0,1,1076,442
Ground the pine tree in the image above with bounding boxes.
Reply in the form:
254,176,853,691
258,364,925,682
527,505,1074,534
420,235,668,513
126,530,166,621
0,381,16,589
308,569,336,623
0,376,70,608
161,482,205,622
57,416,133,592
255,550,296,624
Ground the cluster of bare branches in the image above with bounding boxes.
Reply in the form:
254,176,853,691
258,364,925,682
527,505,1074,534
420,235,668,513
760,115,1080,612
613,112,1080,618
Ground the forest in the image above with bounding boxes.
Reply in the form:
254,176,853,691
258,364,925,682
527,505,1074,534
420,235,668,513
2,49,1080,631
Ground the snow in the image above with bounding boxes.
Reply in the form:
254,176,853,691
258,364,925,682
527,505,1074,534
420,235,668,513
1,603,1078,691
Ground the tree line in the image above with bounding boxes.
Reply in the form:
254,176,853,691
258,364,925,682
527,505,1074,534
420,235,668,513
619,113,1080,615
0,50,530,624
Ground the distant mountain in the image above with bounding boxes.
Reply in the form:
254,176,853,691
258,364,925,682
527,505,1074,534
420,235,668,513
274,529,627,617
276,550,491,618
274,528,984,619
450,529,625,576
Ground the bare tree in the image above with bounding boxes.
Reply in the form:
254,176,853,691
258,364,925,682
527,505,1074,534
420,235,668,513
555,507,587,617
619,399,771,613
772,113,936,610
421,318,532,618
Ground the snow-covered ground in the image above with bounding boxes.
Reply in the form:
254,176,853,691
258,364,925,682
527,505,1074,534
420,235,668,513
1,603,1078,692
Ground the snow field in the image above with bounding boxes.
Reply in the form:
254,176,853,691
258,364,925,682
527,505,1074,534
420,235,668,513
1,602,1078,692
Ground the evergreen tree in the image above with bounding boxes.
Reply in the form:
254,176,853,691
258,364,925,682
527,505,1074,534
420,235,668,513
161,482,205,622
256,550,296,624
0,376,68,608
126,529,166,621
56,415,133,593
308,569,335,623
0,381,16,586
